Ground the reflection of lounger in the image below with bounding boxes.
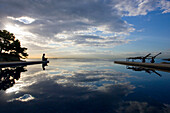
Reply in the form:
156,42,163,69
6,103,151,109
126,66,162,77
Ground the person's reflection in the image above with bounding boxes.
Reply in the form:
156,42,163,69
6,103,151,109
126,66,162,77
42,62,48,70
0,66,27,91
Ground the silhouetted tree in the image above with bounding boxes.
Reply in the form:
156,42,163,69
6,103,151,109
0,30,28,59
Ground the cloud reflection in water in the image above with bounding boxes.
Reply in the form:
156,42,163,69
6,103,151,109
0,59,169,113
7,94,35,102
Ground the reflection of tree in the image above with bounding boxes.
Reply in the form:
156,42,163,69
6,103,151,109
0,66,27,90
126,66,162,77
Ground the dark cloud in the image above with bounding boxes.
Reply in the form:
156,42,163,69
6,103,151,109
0,0,132,47
26,43,54,50
0,0,168,56
80,35,104,40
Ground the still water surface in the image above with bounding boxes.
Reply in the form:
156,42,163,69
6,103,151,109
0,59,170,113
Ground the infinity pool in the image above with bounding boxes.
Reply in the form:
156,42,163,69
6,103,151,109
0,59,170,113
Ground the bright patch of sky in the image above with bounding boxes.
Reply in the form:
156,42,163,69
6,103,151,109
7,16,35,24
0,0,169,58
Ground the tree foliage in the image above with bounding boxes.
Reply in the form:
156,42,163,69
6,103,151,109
0,30,28,59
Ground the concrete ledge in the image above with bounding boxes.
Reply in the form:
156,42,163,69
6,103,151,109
114,61,170,72
0,61,49,67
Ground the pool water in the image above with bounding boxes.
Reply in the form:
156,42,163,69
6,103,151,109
0,59,170,113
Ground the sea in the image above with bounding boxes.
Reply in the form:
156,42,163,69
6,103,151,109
0,58,170,113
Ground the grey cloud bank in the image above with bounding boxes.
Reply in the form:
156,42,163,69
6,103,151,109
0,0,169,58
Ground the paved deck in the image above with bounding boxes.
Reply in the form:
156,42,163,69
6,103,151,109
0,61,49,67
114,61,170,72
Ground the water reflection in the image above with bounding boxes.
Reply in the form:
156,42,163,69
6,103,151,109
126,66,162,77
0,62,48,91
0,66,27,91
42,62,48,70
0,59,170,113
7,94,35,102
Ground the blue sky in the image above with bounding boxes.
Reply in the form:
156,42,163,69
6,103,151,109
0,0,169,58
115,10,170,56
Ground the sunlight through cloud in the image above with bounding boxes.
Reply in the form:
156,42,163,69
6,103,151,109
5,24,21,34
7,16,35,24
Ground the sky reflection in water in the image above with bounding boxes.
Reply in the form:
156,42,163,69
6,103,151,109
0,59,170,113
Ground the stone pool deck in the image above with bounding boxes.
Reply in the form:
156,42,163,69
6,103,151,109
114,61,170,72
0,61,49,67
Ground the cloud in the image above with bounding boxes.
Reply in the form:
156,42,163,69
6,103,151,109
7,16,35,24
113,0,156,16
159,0,170,14
0,0,169,57
113,0,170,16
116,101,170,113
0,1,133,47
4,59,133,93
7,94,35,102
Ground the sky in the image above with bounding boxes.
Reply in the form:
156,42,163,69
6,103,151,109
0,0,170,58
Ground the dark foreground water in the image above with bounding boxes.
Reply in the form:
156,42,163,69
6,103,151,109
0,59,170,113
